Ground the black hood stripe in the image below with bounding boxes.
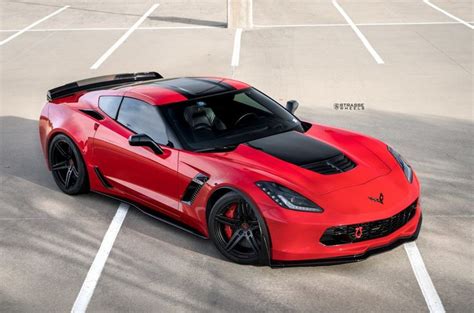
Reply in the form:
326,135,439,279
247,131,356,175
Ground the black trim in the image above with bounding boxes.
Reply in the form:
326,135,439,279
270,214,422,267
156,77,236,99
181,173,209,204
47,72,162,101
157,83,194,98
79,109,104,121
94,166,113,188
93,191,208,239
191,78,236,91
320,199,417,245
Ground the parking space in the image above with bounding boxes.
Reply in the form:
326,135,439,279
98,28,235,76
0,0,472,312
334,1,452,24
88,207,426,312
429,0,474,23
254,0,345,26
0,30,128,118
0,1,60,30
140,0,226,28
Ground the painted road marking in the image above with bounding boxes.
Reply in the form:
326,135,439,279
71,203,129,313
423,0,473,30
0,21,473,33
404,242,446,313
231,28,243,72
332,0,384,64
0,6,69,46
0,25,217,32
90,3,160,70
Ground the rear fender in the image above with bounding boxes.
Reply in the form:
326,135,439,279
44,103,100,190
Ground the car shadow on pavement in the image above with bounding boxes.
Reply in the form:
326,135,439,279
0,115,224,259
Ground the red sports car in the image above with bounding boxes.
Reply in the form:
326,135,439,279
39,72,422,266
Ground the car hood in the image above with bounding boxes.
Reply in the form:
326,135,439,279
211,125,392,196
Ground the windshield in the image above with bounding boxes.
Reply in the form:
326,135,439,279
162,88,303,151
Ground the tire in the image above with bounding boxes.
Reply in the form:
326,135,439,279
48,134,89,195
208,191,269,265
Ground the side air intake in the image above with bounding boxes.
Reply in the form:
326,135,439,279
80,109,104,120
181,173,209,205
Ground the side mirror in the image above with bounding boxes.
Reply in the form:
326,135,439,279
128,133,163,155
286,100,299,114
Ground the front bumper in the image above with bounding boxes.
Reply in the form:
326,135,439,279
261,197,422,263
252,166,422,264
270,213,422,267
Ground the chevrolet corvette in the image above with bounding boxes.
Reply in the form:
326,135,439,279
39,72,422,266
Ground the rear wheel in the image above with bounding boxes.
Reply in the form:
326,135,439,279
208,192,268,265
48,134,88,195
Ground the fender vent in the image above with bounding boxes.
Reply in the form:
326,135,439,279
94,166,112,188
302,153,356,175
182,173,209,204
80,109,104,121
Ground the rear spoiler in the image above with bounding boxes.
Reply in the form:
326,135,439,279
47,72,163,101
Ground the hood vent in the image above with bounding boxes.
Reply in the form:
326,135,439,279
301,153,356,175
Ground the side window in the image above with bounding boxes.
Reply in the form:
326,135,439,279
117,97,168,144
98,96,122,119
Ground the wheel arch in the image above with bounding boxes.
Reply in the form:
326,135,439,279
46,130,81,168
47,132,91,192
205,185,273,265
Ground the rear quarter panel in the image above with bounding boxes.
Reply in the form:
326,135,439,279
39,101,98,174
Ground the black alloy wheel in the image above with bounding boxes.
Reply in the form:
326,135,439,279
209,192,268,265
48,134,88,195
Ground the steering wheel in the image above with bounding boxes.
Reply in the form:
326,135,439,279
234,113,258,127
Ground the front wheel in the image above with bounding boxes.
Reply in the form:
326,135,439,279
208,192,269,265
48,134,89,195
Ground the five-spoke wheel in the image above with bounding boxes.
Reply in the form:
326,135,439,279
209,192,268,265
49,134,88,195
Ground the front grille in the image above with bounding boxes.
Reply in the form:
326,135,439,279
302,153,356,175
320,199,418,246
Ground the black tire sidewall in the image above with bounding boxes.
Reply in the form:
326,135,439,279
48,134,88,195
208,191,270,265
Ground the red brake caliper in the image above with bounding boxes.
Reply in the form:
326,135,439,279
224,203,237,239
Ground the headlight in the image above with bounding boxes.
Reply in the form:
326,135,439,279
256,181,324,212
387,146,413,183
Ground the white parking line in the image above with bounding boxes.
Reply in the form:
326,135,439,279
254,21,474,28
231,28,243,71
71,203,129,313
423,0,473,30
0,5,69,46
90,3,160,70
404,242,446,313
0,25,218,32
332,0,384,64
0,20,473,33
